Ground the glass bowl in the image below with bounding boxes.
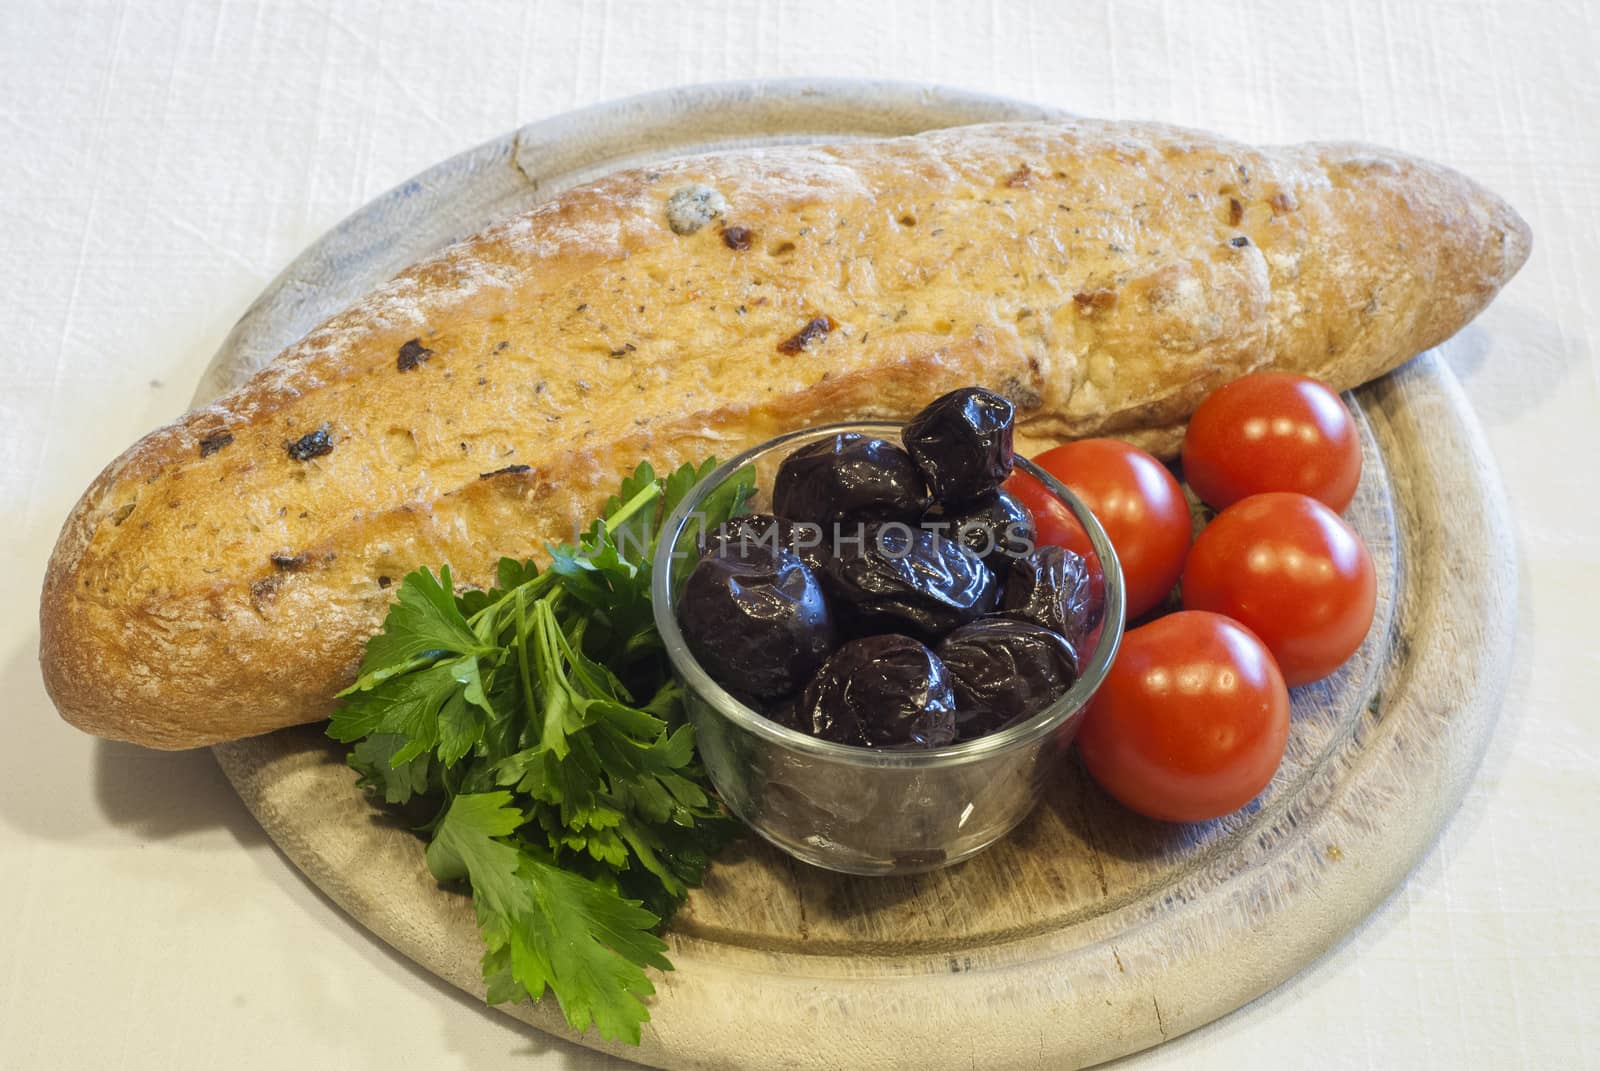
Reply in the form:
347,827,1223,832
651,422,1125,876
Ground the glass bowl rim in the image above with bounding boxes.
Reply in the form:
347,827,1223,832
650,420,1126,770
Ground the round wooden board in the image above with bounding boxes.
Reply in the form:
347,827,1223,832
207,81,1515,1069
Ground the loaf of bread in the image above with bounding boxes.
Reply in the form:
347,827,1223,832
40,119,1529,749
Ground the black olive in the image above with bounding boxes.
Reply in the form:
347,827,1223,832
822,523,1000,640
1001,545,1102,651
772,433,928,528
936,618,1078,739
762,692,804,732
702,512,830,574
937,490,1036,566
902,387,1015,505
795,635,957,748
677,543,835,699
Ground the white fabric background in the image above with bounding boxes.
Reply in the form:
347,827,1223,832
2,1,1596,1068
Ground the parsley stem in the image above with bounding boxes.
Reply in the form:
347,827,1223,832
513,588,537,737
604,480,663,535
466,571,555,629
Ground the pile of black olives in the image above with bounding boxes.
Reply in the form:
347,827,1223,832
677,386,1105,749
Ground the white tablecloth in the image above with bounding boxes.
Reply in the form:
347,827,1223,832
2,2,1595,1068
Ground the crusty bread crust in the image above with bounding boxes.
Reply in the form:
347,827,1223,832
39,119,1530,749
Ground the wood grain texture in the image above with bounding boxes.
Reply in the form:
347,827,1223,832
207,84,1514,1069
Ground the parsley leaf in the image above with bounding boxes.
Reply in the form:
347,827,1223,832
328,656,472,763
330,456,751,1045
344,566,489,693
425,795,668,1045
348,734,434,805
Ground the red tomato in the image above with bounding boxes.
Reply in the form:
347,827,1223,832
1029,439,1192,620
1077,611,1290,822
1002,469,1092,557
1181,492,1376,687
1182,372,1362,511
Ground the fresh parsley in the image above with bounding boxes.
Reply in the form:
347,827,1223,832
328,458,753,1044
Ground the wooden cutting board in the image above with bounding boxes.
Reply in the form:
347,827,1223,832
208,81,1514,1070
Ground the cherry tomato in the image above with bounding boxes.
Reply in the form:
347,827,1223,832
1002,469,1092,557
1028,439,1192,620
1181,492,1376,687
1077,611,1290,822
1182,372,1362,512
